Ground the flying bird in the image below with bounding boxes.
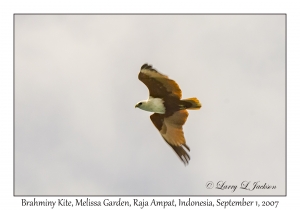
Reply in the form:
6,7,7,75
135,63,201,165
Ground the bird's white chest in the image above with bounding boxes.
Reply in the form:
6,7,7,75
143,97,166,114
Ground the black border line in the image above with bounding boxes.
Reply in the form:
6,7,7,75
285,13,287,197
14,13,286,15
13,13,287,197
13,13,16,197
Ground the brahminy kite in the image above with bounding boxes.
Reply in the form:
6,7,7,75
135,63,201,165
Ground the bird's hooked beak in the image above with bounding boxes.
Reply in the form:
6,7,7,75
135,102,142,108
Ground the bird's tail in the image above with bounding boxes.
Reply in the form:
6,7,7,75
180,97,202,110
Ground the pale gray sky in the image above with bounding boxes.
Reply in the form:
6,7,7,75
15,15,285,195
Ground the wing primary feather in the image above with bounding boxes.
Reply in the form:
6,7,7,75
164,138,190,165
183,144,190,151
141,63,156,71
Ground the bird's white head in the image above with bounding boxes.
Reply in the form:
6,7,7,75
135,97,166,114
135,100,148,111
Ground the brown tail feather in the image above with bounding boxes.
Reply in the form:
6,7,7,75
180,97,201,110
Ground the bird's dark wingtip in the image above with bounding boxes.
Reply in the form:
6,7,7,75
141,63,151,70
140,63,159,73
165,141,191,165
183,144,190,151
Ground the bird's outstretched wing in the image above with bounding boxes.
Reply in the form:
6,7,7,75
150,110,190,165
138,63,182,99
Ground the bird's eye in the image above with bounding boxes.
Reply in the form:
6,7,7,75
139,102,142,105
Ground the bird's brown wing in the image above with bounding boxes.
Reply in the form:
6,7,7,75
138,63,182,99
150,110,190,165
